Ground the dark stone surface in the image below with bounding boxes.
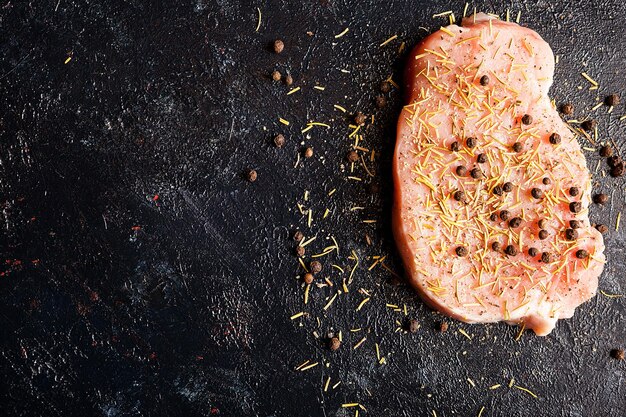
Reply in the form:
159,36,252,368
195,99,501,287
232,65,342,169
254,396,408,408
0,1,624,416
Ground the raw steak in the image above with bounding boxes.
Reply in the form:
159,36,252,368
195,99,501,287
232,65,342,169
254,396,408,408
392,13,605,336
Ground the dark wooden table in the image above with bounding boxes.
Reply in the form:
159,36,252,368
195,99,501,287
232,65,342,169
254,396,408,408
1,1,624,416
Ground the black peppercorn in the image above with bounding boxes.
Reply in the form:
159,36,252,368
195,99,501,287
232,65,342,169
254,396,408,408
503,182,513,193
509,217,522,228
456,165,467,176
477,153,487,163
310,261,322,274
375,95,387,108
492,241,501,251
455,246,468,257
610,163,625,177
569,187,580,197
512,142,523,152
504,245,518,256
493,185,503,196
521,114,533,125
593,193,608,205
346,150,359,163
605,94,620,107
295,245,305,257
354,112,367,126
565,228,578,241
541,252,552,263
246,169,258,182
293,230,304,242
542,177,551,185
549,132,561,145
528,247,538,257
453,190,466,202
531,188,543,199
470,168,483,179
274,133,286,148
570,220,581,229
610,349,625,360
560,103,574,115
380,80,391,93
538,219,547,229
607,155,622,168
569,202,582,213
596,224,609,234
599,145,613,157
466,137,477,148
480,75,490,86
450,141,461,152
539,230,549,240
499,210,510,221
575,249,589,259
581,119,596,131
273,39,285,53
489,213,498,222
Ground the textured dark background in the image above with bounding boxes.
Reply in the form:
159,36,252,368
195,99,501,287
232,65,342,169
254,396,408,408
0,1,624,416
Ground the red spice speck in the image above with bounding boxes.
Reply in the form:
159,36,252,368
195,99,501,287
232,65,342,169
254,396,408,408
210,408,219,415
131,226,141,231
153,194,159,201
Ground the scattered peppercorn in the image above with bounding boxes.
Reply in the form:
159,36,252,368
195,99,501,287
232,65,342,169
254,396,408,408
380,80,391,93
569,187,580,197
455,246,468,257
565,228,578,241
611,348,625,360
593,193,608,205
570,220,581,229
596,224,609,234
303,273,314,284
538,219,547,229
295,245,305,257
354,112,367,126
509,217,522,228
575,249,588,259
512,142,523,152
528,247,538,257
293,230,304,242
610,163,625,177
503,182,513,193
499,210,510,221
605,94,620,107
539,230,549,240
569,202,582,213
581,119,596,131
303,147,314,158
274,133,286,148
549,132,561,145
456,165,467,176
560,103,574,115
504,245,518,256
375,95,387,108
607,155,622,168
493,185,503,196
466,137,477,148
284,74,293,85
246,169,257,182
453,190,466,202
273,39,284,53
492,241,502,251
477,153,487,163
599,145,613,157
346,150,359,163
407,318,420,333
450,141,461,152
470,168,483,179
329,337,341,351
521,114,533,125
489,213,498,222
480,75,490,86
439,321,449,332
271,70,281,81
531,188,544,199
541,252,552,263
310,261,322,274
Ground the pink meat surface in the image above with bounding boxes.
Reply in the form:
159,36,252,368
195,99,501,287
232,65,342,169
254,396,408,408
393,13,605,335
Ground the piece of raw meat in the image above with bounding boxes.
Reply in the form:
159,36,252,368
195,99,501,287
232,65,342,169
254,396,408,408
393,13,605,336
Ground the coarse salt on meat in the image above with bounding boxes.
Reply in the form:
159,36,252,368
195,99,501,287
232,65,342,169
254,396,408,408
392,13,605,335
